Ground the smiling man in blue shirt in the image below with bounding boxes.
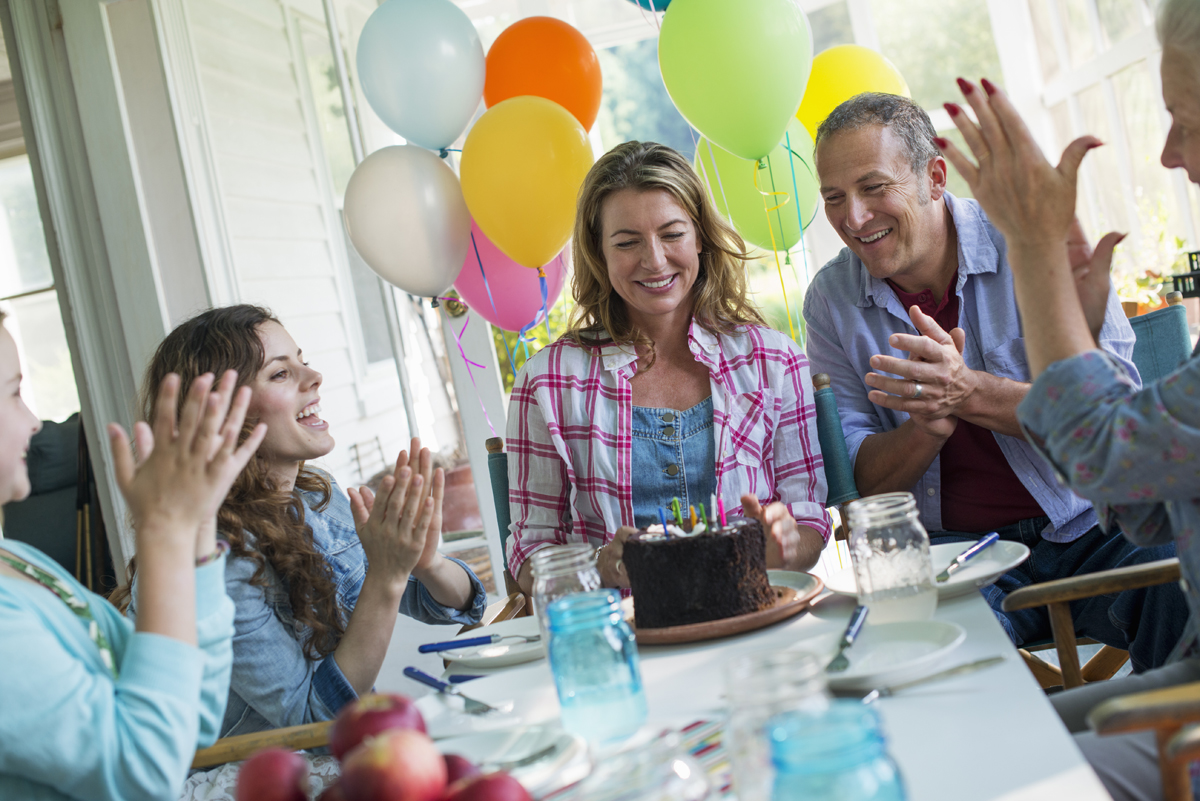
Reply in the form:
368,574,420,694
802,92,1187,672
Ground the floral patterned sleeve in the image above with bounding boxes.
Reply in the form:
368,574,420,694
1017,349,1200,548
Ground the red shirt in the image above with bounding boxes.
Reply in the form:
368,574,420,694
887,273,1044,532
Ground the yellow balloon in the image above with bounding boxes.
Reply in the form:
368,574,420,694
460,96,594,268
796,45,910,140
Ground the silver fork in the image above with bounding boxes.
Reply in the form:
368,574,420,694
825,604,869,673
403,667,503,715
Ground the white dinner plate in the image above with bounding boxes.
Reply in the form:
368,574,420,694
437,616,544,669
823,541,1031,600
437,726,589,795
796,620,967,690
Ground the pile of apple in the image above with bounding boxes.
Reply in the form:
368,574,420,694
235,693,532,801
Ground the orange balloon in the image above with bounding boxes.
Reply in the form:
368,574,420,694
483,16,603,131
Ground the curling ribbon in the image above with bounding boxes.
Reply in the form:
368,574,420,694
753,157,797,341
436,303,496,436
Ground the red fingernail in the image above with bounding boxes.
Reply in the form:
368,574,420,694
956,77,974,95
1086,141,1105,150
943,103,960,118
933,136,949,149
1116,233,1128,244
981,78,997,96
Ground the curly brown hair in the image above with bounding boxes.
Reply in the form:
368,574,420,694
112,305,343,660
566,140,765,369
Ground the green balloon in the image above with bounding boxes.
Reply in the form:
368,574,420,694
696,120,818,252
659,0,812,161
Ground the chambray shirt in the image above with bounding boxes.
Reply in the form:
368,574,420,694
505,320,830,577
0,540,233,801
803,193,1139,541
155,478,487,739
1019,349,1200,658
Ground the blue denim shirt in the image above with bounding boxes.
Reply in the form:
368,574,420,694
802,193,1139,542
216,478,486,737
631,398,716,529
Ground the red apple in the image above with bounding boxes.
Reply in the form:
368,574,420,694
443,754,481,786
330,692,426,760
236,747,308,801
341,729,448,801
442,772,532,801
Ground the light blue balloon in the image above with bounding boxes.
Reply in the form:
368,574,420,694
356,0,485,151
625,0,671,9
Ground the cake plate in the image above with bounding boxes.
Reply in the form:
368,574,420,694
627,571,824,645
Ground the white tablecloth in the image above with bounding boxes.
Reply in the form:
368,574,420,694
398,590,1113,801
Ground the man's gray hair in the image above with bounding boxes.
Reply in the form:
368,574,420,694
815,92,939,176
1158,0,1200,72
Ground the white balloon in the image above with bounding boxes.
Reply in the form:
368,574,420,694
343,146,469,297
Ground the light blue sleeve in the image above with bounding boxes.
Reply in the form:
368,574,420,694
0,546,218,801
399,555,488,626
1018,349,1200,547
223,552,357,729
194,556,235,747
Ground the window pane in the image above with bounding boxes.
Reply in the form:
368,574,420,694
938,127,974,200
869,0,1003,112
1096,0,1148,50
809,1,854,53
299,21,391,364
0,155,52,296
1113,59,1186,276
596,39,696,158
301,26,356,197
4,290,80,423
342,212,393,364
1077,83,1131,243
1061,0,1098,67
1026,0,1063,85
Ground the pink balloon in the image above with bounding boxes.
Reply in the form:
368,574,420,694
454,220,567,331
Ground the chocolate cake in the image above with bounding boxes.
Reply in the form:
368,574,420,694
623,515,775,629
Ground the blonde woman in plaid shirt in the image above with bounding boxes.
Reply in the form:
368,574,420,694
507,141,829,593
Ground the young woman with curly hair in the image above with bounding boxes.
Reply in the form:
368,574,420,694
124,305,485,738
505,141,830,593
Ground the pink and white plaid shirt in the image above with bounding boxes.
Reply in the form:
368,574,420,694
505,319,830,576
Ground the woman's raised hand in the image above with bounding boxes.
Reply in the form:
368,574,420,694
348,438,438,595
938,78,1103,251
108,370,265,554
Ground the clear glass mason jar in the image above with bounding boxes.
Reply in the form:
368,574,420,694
575,731,711,801
845,492,937,624
769,700,907,801
530,543,603,648
546,589,647,744
723,649,830,801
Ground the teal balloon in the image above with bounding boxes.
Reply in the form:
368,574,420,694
356,0,485,151
625,0,670,8
695,120,818,252
659,0,812,161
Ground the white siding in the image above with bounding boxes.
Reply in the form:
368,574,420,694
185,0,411,487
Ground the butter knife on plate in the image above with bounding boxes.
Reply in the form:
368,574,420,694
935,533,999,583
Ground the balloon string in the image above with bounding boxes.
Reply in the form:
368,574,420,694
754,160,797,342
437,308,495,436
705,140,733,222
784,131,812,286
470,231,518,373
515,265,552,352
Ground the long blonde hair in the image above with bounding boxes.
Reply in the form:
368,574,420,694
565,141,765,368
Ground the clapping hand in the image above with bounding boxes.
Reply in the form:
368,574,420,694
109,370,265,555
348,438,441,594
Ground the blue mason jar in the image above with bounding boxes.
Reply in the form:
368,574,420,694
546,590,648,744
769,700,906,801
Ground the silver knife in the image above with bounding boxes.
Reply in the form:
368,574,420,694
936,533,999,583
855,655,1006,704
